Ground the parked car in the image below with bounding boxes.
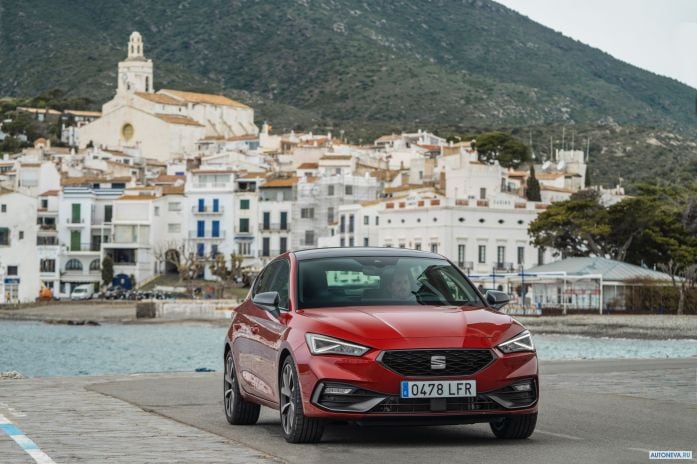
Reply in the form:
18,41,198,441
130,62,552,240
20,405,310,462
70,284,95,300
223,247,538,443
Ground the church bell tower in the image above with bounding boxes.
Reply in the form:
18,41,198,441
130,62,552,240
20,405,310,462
117,32,154,94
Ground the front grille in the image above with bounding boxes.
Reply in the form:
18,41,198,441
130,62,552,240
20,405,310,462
371,395,499,413
379,349,494,377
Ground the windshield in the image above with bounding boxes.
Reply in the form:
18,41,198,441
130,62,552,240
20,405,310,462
297,256,483,309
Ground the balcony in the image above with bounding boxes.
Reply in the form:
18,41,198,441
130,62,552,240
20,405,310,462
258,223,290,233
37,236,59,246
234,226,253,236
192,205,224,215
188,230,226,241
458,261,474,272
494,262,515,272
65,217,86,226
67,243,101,253
192,182,231,189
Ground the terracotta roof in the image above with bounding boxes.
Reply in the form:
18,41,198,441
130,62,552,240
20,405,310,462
238,172,266,180
0,187,16,196
162,185,185,195
375,134,401,143
297,162,319,169
541,185,575,193
34,138,47,145
155,114,204,127
260,177,298,188
320,155,352,161
135,92,184,106
159,89,250,109
61,176,131,186
153,174,184,183
39,190,59,197
227,134,258,141
536,172,566,180
64,109,102,117
20,163,41,167
507,170,528,178
360,199,383,207
416,144,441,151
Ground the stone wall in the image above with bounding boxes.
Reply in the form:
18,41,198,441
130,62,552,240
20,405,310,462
136,299,239,320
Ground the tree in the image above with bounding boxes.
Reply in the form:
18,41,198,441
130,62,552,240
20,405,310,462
526,164,541,201
101,255,114,288
153,240,206,294
658,261,697,315
584,166,591,188
209,253,246,298
473,131,531,169
528,189,611,258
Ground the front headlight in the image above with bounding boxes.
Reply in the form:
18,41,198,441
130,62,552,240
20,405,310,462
305,333,370,356
497,330,535,353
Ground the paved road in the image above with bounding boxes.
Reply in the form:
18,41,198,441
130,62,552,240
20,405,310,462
1,359,694,463
91,358,696,464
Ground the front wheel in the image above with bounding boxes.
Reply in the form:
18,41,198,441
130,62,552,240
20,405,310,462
224,350,260,425
279,357,325,443
490,412,537,439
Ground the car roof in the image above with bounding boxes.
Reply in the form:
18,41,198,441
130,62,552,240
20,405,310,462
292,247,443,261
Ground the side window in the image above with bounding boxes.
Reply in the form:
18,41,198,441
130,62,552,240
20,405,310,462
253,265,277,296
268,260,290,309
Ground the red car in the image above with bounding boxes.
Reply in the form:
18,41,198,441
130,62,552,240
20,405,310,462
223,248,538,443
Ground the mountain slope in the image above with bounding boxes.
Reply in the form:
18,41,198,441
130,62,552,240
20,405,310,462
1,0,695,133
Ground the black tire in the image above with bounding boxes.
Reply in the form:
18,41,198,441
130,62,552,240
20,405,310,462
490,413,537,439
224,349,260,425
279,356,325,443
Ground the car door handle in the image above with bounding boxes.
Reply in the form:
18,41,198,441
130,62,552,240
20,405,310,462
251,326,260,335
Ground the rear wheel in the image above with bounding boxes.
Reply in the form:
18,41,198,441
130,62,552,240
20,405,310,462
279,357,325,443
223,350,260,425
490,413,537,439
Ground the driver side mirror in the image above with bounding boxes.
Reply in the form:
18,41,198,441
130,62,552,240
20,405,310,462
485,290,510,310
253,291,280,312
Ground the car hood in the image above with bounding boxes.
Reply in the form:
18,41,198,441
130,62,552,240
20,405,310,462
300,305,518,341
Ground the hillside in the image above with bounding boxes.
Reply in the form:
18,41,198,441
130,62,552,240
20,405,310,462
1,0,697,186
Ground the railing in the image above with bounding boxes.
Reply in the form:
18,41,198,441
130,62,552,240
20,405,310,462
37,237,59,246
66,217,85,224
192,182,231,189
39,224,57,231
67,243,100,252
258,223,290,232
458,261,474,272
191,205,224,214
188,231,226,240
495,262,515,272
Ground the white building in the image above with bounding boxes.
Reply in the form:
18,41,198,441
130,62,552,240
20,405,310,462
78,32,258,161
0,188,39,303
37,190,61,294
258,177,296,263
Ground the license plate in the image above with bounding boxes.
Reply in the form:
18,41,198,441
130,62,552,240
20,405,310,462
400,380,476,398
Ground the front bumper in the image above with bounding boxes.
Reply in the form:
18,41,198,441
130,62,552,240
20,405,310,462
297,345,538,421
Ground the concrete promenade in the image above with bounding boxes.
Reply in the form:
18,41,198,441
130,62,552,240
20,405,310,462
0,358,695,463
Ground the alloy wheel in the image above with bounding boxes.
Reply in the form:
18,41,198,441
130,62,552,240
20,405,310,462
280,362,296,434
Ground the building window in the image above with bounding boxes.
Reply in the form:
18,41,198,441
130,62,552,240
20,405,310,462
262,212,270,230
41,199,48,209
89,259,100,271
7,265,18,276
240,199,250,210
104,205,113,223
197,243,205,257
414,242,421,251
65,259,82,271
340,238,345,247
517,246,525,265
305,230,315,246
300,208,315,219
168,202,181,212
154,206,160,216
478,245,486,264
339,215,345,233
349,237,354,247
345,185,353,195
262,237,270,257
211,244,219,257
168,223,181,233
497,246,506,267
19,231,24,240
239,218,249,233
280,212,288,230
458,245,465,267
40,259,56,273
348,214,355,233
1,204,6,213
375,216,379,226
237,242,251,256
327,207,335,225
430,243,438,253
327,185,334,196
480,188,486,200
363,237,369,247
363,215,369,225
280,237,288,254
538,247,545,266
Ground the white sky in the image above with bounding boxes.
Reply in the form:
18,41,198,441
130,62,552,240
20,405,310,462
496,0,697,89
